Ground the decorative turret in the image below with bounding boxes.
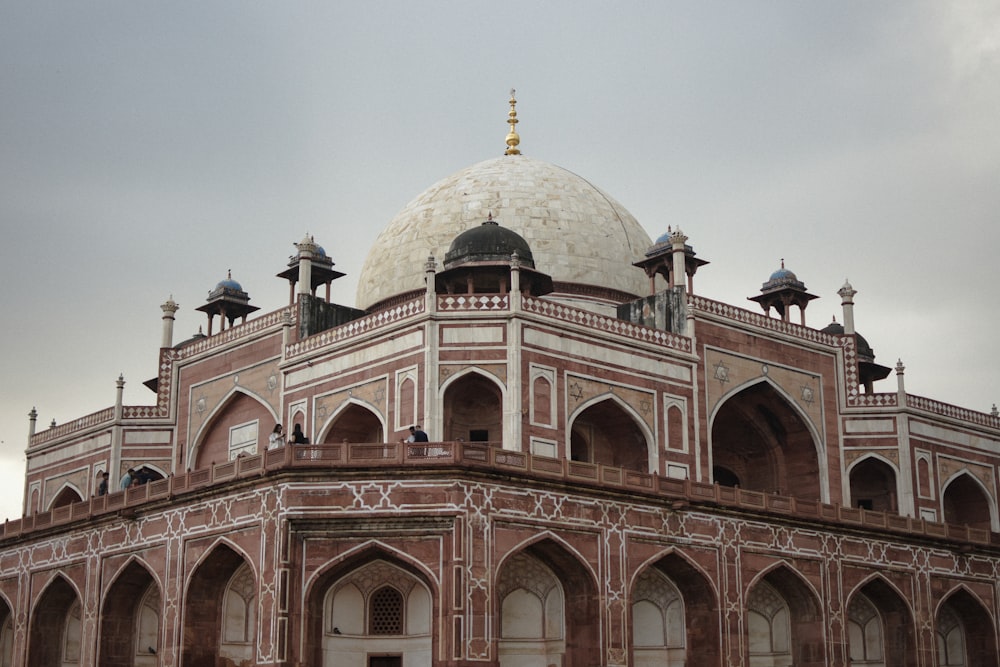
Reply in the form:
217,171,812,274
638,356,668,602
160,296,179,348
278,234,345,305
195,270,259,336
821,285,891,393
435,215,553,297
633,226,709,295
748,260,818,326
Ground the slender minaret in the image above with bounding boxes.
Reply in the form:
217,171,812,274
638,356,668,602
838,280,857,335
161,296,179,348
895,359,906,402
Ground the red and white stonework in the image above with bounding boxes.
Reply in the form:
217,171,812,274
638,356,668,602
4,137,1000,667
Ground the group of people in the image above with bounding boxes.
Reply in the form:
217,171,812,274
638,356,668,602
97,466,156,496
268,423,309,449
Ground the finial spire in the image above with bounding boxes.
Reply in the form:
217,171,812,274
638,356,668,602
504,89,521,156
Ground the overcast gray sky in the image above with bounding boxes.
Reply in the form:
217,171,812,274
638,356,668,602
1,1,998,521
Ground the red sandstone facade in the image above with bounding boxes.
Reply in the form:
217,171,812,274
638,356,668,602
4,140,1000,666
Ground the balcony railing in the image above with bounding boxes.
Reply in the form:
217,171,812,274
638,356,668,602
4,442,996,549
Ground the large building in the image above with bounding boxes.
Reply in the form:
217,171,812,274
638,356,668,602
2,96,1000,667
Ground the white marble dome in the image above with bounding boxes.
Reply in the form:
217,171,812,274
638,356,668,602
357,155,653,310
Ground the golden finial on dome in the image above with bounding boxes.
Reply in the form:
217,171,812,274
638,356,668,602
504,88,521,156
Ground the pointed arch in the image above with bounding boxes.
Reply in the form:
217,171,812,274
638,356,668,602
0,593,12,667
936,585,999,667
100,558,162,667
630,549,721,667
181,541,256,667
304,543,437,667
746,563,825,667
941,471,997,531
848,454,900,513
48,482,84,510
495,535,600,667
709,377,827,502
845,573,916,667
188,387,278,468
568,392,655,473
441,368,506,443
316,397,386,445
28,573,82,667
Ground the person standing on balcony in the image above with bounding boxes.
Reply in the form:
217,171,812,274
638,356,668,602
97,471,110,496
268,424,285,450
120,468,134,491
289,423,309,445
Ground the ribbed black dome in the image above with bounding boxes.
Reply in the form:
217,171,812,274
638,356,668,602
443,220,536,269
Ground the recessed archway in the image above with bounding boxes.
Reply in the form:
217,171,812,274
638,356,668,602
442,371,503,443
569,396,651,472
320,402,384,445
28,575,82,667
182,543,255,667
711,381,822,501
100,560,161,667
496,537,600,667
849,456,899,512
942,473,994,531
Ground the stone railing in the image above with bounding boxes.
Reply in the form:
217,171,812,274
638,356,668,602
177,307,294,359
4,442,995,549
438,294,509,311
908,395,1000,430
689,295,839,346
523,296,692,353
286,298,424,357
30,408,116,446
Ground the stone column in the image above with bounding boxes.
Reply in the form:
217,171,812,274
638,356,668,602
160,296,179,348
670,228,688,291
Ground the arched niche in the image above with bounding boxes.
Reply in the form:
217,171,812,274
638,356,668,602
942,472,995,531
28,575,82,667
711,380,823,502
305,547,434,667
319,400,385,445
849,456,899,512
182,543,255,667
496,537,599,667
99,560,161,667
569,395,652,473
442,371,503,443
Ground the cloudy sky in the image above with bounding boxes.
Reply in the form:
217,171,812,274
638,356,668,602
1,2,997,520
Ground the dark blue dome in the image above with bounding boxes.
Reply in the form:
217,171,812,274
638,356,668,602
216,277,243,291
769,267,797,281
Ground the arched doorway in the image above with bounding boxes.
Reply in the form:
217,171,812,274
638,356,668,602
849,457,898,512
321,403,384,444
28,576,82,666
182,544,255,667
306,551,433,667
321,559,432,666
942,473,993,531
442,372,502,443
569,397,650,472
711,382,821,501
100,560,161,667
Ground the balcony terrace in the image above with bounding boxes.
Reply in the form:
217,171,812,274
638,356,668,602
5,441,997,550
